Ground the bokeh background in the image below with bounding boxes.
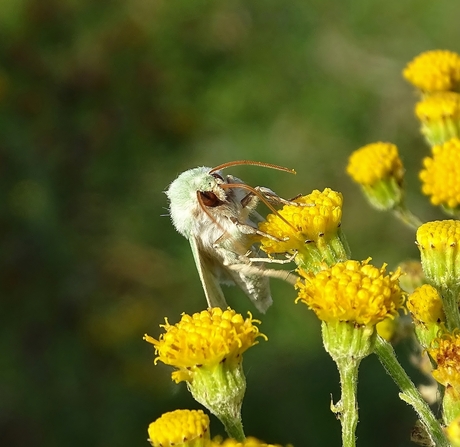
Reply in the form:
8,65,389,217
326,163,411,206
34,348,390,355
1,1,459,446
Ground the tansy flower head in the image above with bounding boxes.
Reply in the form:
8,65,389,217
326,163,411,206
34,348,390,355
144,308,265,384
258,188,348,271
428,332,460,390
415,92,460,146
419,138,460,211
210,437,291,447
144,308,266,438
416,220,460,288
403,50,460,93
346,142,404,210
407,284,445,325
428,331,460,424
147,409,210,447
295,259,404,326
407,284,446,348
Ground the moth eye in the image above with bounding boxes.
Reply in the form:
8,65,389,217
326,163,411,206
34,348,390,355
199,191,222,207
211,173,224,181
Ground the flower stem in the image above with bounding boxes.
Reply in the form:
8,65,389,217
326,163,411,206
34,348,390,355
440,284,460,330
220,413,245,441
374,336,449,447
334,357,360,447
393,205,423,231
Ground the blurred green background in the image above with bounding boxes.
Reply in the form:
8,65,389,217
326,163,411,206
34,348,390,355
1,0,459,446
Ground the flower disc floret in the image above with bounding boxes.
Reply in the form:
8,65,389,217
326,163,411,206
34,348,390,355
295,259,404,325
347,142,403,186
407,284,445,324
144,308,265,383
428,332,460,389
403,50,460,92
259,188,343,254
420,138,460,209
147,409,210,447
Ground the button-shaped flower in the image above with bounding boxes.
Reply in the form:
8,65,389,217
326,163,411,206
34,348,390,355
144,308,266,440
403,50,460,93
416,220,460,287
347,142,404,210
296,259,404,327
428,332,460,424
407,284,446,348
147,409,210,447
296,259,404,446
415,92,460,146
420,138,460,211
258,188,349,272
210,437,291,447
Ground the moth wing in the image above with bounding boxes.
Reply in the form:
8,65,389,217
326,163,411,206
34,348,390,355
189,237,228,310
225,260,273,314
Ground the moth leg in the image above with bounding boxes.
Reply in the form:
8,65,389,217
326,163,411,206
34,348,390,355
248,251,297,264
227,263,299,285
229,216,288,242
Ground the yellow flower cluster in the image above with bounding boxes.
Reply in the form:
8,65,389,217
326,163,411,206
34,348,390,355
259,188,343,254
295,259,404,326
407,284,445,325
420,138,460,209
346,142,403,186
403,50,460,92
144,308,265,383
148,409,210,447
428,332,460,390
211,437,290,447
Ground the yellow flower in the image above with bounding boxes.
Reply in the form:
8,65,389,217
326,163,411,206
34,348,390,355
415,92,460,146
347,142,403,186
210,437,291,447
258,188,348,270
144,308,265,383
147,409,210,447
145,309,266,439
420,138,460,210
416,220,460,288
407,284,445,325
429,332,460,389
295,259,404,326
403,50,460,92
347,142,404,210
407,284,446,348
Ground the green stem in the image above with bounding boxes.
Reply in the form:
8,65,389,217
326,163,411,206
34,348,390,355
440,284,460,331
334,357,360,447
393,205,423,231
220,414,245,441
374,336,449,447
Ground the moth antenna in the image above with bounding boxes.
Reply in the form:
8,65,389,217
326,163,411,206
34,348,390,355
220,182,298,233
210,160,296,175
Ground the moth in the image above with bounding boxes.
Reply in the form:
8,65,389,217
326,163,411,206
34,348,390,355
166,160,296,313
